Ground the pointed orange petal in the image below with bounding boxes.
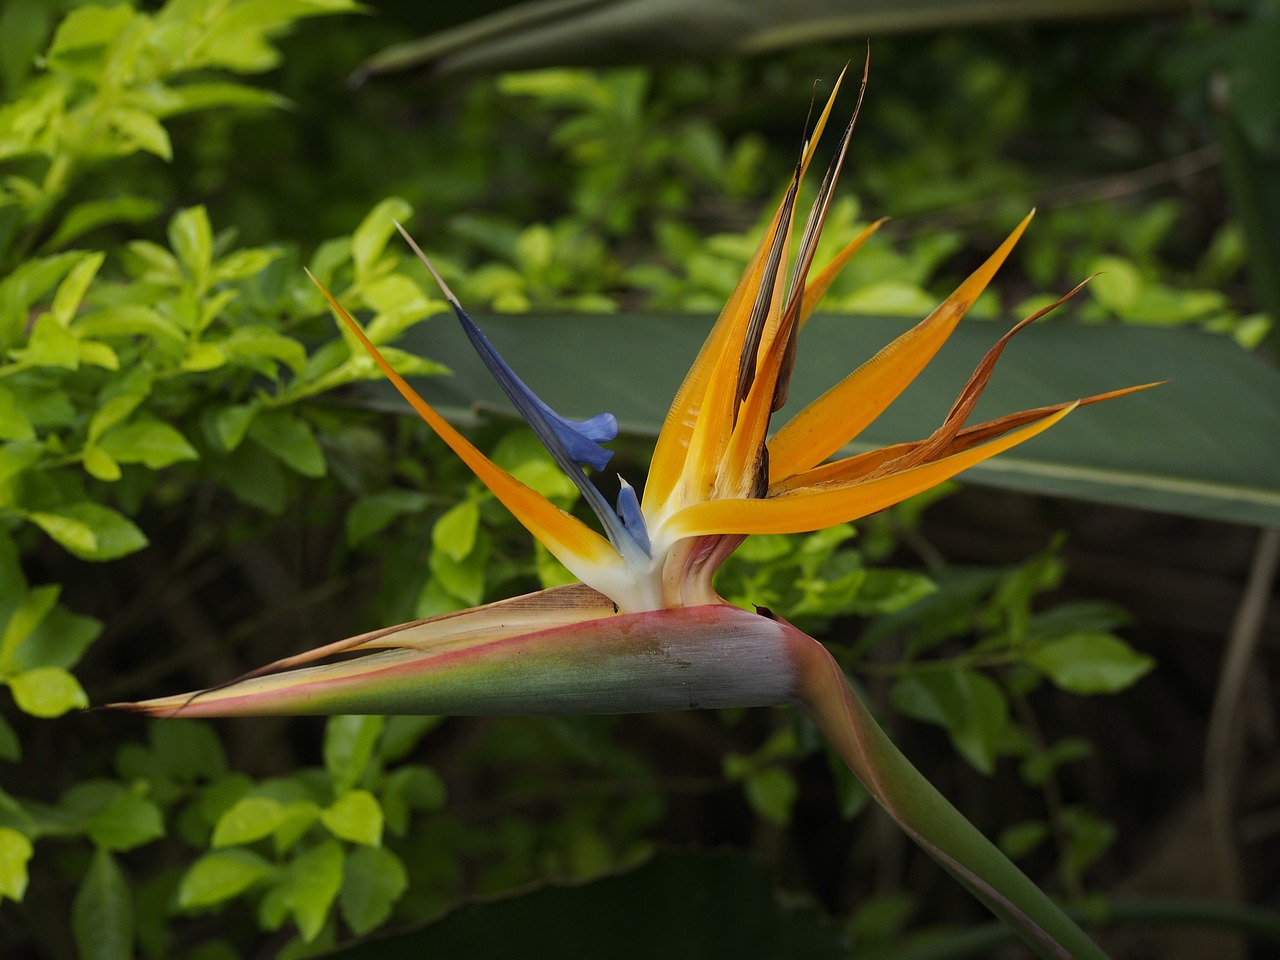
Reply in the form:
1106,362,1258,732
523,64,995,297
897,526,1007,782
309,272,620,579
666,403,1073,537
771,382,1157,493
767,211,1035,483
643,68,852,514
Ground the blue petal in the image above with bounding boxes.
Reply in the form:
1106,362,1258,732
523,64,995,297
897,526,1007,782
615,477,651,556
449,301,618,472
397,222,647,561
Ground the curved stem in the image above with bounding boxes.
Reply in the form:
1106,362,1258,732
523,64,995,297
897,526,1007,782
889,898,1280,960
791,635,1109,960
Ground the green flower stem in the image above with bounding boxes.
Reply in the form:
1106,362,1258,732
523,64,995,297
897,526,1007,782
890,898,1280,960
791,631,1109,960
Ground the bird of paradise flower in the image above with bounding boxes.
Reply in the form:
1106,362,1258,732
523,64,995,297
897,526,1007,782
117,66,1150,960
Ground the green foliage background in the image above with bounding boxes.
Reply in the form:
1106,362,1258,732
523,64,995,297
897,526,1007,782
0,1,1273,958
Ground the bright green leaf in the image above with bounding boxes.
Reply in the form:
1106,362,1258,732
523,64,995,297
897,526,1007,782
0,442,42,486
270,839,344,942
28,503,147,561
157,82,286,117
106,107,173,161
212,796,289,848
7,601,101,673
320,790,382,846
77,339,119,370
6,666,89,718
83,445,122,481
429,535,486,606
47,3,132,56
74,304,185,343
87,394,144,445
1025,633,1154,695
100,419,199,469
0,827,32,902
122,240,181,286
351,198,413,284
169,206,213,283
221,325,307,376
0,583,59,667
340,846,407,935
0,385,35,441
431,498,478,562
181,341,227,371
50,251,104,326
179,849,274,910
14,314,79,368
212,247,280,283
324,715,384,792
26,511,96,556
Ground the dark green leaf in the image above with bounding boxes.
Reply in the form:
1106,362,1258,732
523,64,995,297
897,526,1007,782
1059,807,1117,889
379,765,446,835
345,490,429,546
340,846,407,935
85,792,164,852
396,314,1280,527
43,196,161,250
219,441,287,514
73,849,133,960
323,851,847,960
0,715,19,762
249,409,326,477
891,669,1009,774
999,820,1049,860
